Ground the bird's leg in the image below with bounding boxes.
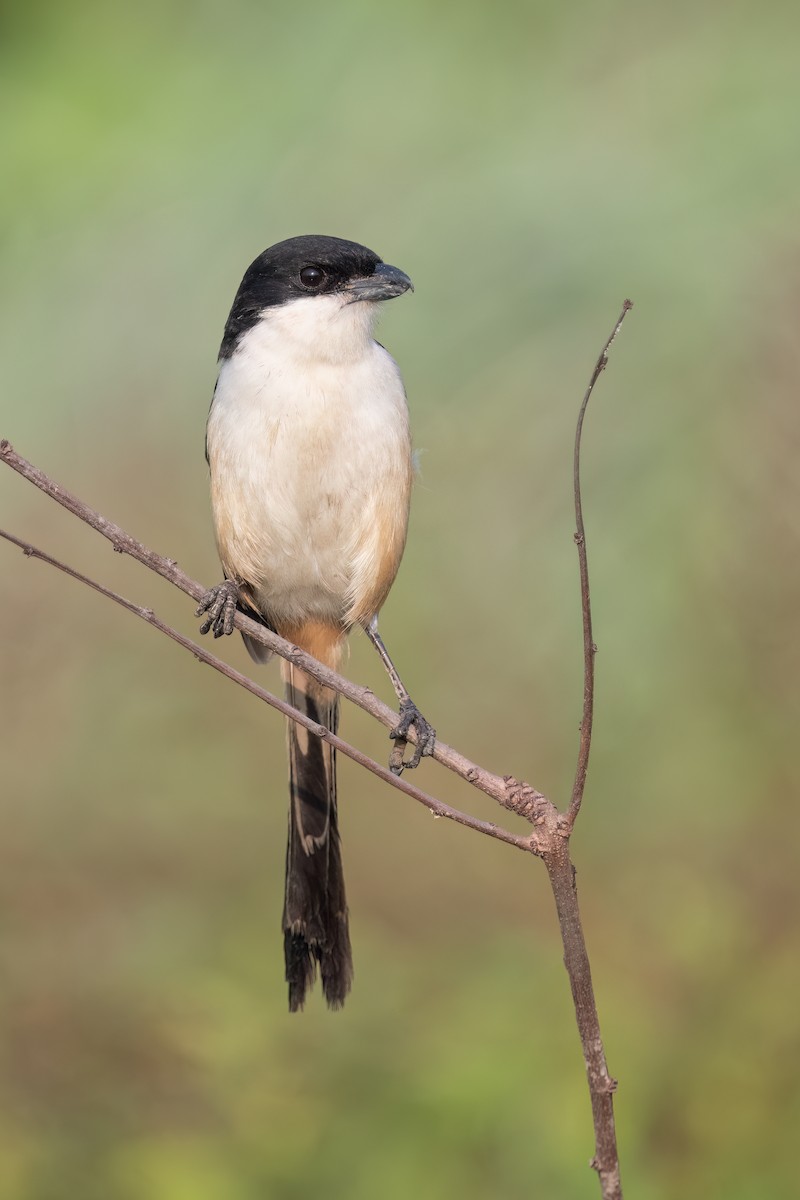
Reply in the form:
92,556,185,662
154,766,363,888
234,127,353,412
196,578,240,638
365,617,436,774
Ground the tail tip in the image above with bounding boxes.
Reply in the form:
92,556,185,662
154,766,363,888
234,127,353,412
284,929,353,1012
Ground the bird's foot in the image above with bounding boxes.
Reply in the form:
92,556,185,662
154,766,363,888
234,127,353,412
389,698,436,774
196,579,240,638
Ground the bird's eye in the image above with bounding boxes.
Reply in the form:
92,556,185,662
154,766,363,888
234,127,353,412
300,266,325,289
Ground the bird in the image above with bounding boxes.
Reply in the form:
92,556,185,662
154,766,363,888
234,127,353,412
197,235,435,1011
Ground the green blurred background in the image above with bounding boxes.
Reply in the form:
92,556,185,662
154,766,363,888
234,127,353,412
2,1,799,1196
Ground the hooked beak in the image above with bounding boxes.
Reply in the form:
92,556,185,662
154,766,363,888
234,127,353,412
343,262,414,304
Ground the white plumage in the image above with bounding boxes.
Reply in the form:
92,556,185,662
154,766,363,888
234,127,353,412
206,292,413,632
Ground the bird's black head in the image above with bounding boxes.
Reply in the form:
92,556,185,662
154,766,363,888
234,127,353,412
219,235,412,360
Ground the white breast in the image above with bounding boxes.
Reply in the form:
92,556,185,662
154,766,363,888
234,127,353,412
206,296,412,630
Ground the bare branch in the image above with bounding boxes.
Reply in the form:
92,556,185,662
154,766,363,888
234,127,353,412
0,439,541,825
0,525,536,854
567,300,633,827
1,297,633,1199
546,850,621,1200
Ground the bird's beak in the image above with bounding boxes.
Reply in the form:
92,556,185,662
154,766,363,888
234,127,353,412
344,262,414,303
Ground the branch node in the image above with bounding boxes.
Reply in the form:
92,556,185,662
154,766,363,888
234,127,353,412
501,776,549,823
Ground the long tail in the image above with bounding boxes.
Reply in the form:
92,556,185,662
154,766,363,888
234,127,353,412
282,662,352,1011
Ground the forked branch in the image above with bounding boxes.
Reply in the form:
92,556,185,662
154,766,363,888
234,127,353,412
0,300,631,1199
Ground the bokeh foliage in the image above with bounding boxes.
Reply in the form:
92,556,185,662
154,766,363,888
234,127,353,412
2,1,800,1196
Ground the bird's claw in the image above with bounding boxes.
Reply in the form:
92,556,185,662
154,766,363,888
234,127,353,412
196,579,239,638
389,698,436,774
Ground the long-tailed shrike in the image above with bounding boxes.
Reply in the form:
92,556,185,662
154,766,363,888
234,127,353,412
197,235,434,1010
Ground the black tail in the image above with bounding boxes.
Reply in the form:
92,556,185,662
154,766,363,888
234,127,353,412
282,664,352,1011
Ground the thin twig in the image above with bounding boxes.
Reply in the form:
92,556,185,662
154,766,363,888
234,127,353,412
0,525,536,854
567,300,633,827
